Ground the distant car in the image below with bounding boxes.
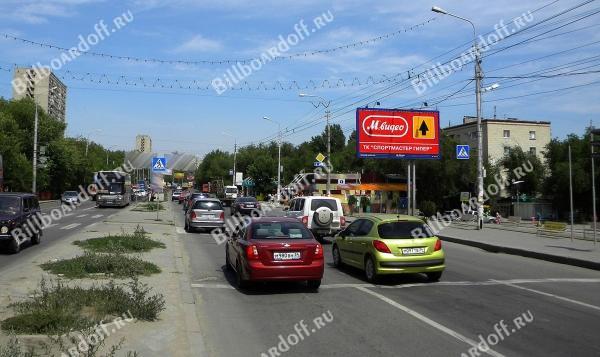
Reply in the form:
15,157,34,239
0,193,42,253
135,189,148,199
184,192,209,211
225,217,324,290
231,197,260,216
285,196,345,240
172,190,182,201
184,198,225,233
178,190,191,204
332,215,445,283
61,191,79,205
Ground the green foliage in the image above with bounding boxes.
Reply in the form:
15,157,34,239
40,252,161,278
419,200,437,218
74,226,165,253
1,277,165,335
500,146,545,195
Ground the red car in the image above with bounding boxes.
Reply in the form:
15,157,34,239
225,217,324,290
178,189,190,204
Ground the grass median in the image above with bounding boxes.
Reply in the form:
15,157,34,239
132,202,165,212
1,277,165,335
74,226,165,253
40,252,161,279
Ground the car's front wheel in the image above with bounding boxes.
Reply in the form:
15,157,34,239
364,256,378,283
225,246,232,271
332,244,342,268
31,231,41,245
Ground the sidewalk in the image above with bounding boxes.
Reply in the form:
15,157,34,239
438,223,600,270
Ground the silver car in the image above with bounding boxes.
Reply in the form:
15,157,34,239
184,198,225,233
61,191,79,205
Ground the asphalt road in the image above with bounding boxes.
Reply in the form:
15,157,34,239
0,200,123,269
174,202,600,357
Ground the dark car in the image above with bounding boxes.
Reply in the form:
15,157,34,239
225,217,324,290
231,197,261,216
0,193,42,253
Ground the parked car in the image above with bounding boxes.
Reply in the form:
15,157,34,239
135,189,148,200
184,198,225,233
172,190,182,201
285,196,345,240
231,197,260,215
61,191,79,205
332,214,445,283
225,217,324,290
184,192,209,211
0,193,42,253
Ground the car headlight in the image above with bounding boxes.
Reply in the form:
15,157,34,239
116,195,123,200
1,226,8,234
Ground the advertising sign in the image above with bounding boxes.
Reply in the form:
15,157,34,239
356,108,440,159
235,172,243,186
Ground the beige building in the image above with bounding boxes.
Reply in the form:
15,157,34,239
12,68,67,122
135,135,153,153
444,117,551,164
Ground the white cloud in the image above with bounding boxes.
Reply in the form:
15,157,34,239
173,34,223,53
0,0,103,24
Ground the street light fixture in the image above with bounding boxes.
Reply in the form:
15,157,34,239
432,5,484,230
263,116,282,204
32,85,58,194
222,131,237,186
299,93,332,196
512,180,524,217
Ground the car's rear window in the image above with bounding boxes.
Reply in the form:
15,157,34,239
226,188,238,193
251,222,312,239
378,221,435,239
64,191,78,196
310,199,337,211
193,201,223,210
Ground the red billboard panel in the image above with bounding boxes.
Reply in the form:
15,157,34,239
356,108,440,159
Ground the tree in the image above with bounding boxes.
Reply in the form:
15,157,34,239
500,146,545,196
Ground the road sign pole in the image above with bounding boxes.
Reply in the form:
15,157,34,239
326,109,331,197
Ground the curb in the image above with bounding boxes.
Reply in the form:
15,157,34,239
439,235,600,271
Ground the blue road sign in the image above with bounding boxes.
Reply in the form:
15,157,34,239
151,157,168,172
314,161,326,167
456,145,470,160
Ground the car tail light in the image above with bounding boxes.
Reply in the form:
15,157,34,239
434,239,442,251
219,211,225,220
314,244,323,258
340,216,346,227
246,245,259,260
373,240,391,254
301,216,309,226
190,211,196,220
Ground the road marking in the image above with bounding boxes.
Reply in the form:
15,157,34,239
61,223,81,230
76,214,88,218
494,280,600,312
82,206,96,211
91,214,103,219
191,283,234,289
356,287,505,357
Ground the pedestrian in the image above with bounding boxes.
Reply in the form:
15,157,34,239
495,212,501,224
536,212,542,226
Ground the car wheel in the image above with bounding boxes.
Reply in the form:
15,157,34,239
31,232,41,245
225,246,232,271
307,279,321,291
236,262,250,289
332,244,343,268
184,220,191,233
364,256,378,283
426,271,443,282
8,238,20,254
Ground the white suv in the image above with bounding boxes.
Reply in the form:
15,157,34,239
285,196,345,240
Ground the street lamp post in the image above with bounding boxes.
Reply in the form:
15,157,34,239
432,6,484,229
106,145,117,166
32,86,58,194
263,117,282,203
299,93,332,196
512,180,524,218
222,132,237,186
85,129,102,157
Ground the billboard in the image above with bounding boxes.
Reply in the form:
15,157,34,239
356,108,440,159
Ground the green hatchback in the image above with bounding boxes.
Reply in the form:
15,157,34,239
332,215,445,283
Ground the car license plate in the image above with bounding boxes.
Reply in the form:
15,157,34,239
401,247,427,255
201,214,213,219
274,252,300,260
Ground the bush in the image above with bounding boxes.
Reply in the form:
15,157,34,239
74,226,165,253
419,200,437,219
1,277,165,335
40,252,161,278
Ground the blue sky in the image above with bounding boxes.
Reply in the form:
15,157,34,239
0,0,598,157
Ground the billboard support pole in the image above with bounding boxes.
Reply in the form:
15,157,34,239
412,161,417,216
407,162,412,216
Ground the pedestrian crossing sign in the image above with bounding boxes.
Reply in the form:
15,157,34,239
152,157,167,172
456,145,470,160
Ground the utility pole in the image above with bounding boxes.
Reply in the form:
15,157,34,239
591,122,598,245
569,144,574,242
326,109,331,197
32,103,39,194
233,140,237,186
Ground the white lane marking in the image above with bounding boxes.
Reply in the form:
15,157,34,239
76,214,88,218
494,280,600,312
91,214,103,219
191,283,234,289
82,206,96,211
356,286,505,357
176,227,186,234
45,223,57,229
61,223,81,230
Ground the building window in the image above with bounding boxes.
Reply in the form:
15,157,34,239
503,130,510,138
529,131,536,140
504,146,511,156
530,147,536,156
